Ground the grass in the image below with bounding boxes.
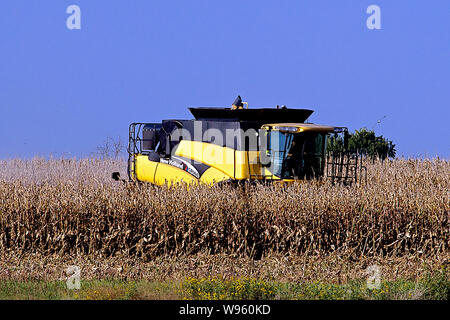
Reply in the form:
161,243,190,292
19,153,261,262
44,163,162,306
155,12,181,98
180,267,449,300
0,268,447,300
0,280,176,300
182,277,277,300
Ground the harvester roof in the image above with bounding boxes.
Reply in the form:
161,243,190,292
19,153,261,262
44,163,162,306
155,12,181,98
262,123,335,133
188,107,314,124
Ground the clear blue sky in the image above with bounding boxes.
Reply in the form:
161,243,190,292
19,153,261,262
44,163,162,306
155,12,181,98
1,0,449,158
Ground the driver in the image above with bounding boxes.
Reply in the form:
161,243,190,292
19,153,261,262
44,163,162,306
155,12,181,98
284,135,305,178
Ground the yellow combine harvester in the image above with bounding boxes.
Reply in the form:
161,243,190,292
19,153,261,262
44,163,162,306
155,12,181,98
113,97,365,186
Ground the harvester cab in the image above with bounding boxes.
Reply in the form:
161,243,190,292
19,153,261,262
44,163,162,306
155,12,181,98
115,97,366,186
259,123,332,181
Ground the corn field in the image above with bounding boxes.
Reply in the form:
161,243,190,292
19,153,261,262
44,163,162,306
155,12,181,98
0,157,448,261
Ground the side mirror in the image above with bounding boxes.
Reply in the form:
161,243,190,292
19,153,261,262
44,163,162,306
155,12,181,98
164,133,171,157
112,172,121,181
344,130,349,151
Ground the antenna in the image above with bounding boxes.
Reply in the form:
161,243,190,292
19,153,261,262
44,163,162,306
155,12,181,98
372,115,386,131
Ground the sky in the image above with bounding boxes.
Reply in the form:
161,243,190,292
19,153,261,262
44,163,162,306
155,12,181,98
0,0,449,159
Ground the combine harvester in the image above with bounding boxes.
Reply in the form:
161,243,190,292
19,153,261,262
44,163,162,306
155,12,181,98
113,96,366,186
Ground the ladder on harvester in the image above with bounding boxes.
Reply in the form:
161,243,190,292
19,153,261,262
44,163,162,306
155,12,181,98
326,151,367,185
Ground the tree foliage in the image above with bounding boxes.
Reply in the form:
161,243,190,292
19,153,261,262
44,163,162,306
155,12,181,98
327,128,396,160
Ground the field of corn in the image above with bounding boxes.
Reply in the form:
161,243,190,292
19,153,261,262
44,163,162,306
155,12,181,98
0,157,448,299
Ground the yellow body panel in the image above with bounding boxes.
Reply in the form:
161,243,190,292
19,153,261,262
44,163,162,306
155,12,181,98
199,167,231,185
175,140,261,180
261,167,281,180
134,155,198,186
133,138,291,185
134,156,158,183
154,161,198,186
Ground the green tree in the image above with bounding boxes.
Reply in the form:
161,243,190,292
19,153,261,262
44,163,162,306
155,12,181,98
348,128,396,160
327,128,396,161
